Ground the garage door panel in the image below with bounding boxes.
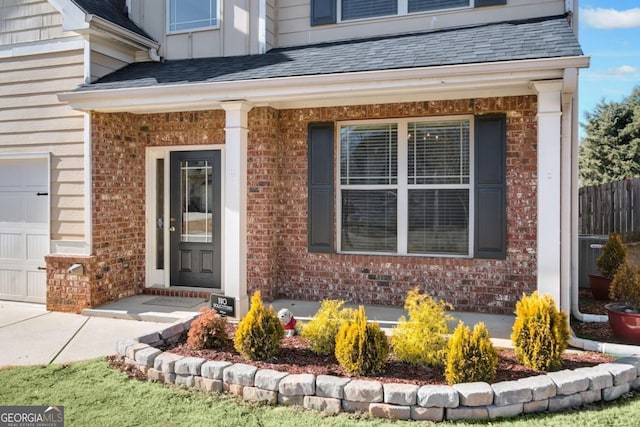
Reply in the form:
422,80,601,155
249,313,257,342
27,271,46,300
0,269,24,296
0,194,26,222
0,232,25,259
0,156,49,304
27,232,48,260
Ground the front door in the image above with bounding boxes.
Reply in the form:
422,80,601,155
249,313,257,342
170,151,221,288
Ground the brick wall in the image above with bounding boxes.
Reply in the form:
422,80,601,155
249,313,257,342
247,108,279,300
275,98,538,314
46,111,226,312
46,99,537,314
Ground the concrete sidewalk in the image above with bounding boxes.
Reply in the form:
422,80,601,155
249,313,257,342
0,301,172,367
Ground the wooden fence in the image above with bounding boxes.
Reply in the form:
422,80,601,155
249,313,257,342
579,177,640,241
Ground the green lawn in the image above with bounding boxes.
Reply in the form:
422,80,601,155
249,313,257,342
0,358,638,427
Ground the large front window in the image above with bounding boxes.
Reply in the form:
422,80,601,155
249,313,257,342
339,118,471,256
341,0,470,21
169,0,218,32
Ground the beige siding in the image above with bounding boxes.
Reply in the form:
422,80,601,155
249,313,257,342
91,51,128,81
0,0,66,46
0,48,86,241
278,0,566,47
266,0,276,49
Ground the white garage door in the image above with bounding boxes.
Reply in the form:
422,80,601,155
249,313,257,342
0,156,49,303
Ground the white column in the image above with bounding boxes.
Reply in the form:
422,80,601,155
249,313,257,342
532,80,563,306
222,101,253,317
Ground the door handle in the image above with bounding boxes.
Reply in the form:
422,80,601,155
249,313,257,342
169,226,176,232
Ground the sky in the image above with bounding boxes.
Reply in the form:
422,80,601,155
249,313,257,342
578,2,640,138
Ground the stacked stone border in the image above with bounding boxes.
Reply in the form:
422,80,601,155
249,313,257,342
117,316,640,422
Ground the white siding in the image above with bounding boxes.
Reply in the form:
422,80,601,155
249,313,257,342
0,0,66,46
278,0,566,47
0,48,86,241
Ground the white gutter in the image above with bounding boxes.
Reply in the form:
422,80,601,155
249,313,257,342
86,15,161,62
59,56,590,113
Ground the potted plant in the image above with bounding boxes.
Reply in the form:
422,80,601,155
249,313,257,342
589,233,627,300
606,261,640,344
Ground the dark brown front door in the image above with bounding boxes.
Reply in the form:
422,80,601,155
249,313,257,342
170,151,221,288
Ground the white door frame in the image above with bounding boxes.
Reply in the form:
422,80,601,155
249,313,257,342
145,145,225,290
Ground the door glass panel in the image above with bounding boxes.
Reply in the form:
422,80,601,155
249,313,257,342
181,160,213,243
156,159,165,269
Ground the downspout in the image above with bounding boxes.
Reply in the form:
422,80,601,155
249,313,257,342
562,68,613,355
562,68,607,323
149,47,161,62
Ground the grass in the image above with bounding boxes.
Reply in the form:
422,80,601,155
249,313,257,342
0,358,639,426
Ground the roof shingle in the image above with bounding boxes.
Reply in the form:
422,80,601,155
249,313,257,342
78,15,583,92
72,0,154,41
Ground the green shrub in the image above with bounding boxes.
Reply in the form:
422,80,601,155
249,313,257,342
234,291,284,361
445,322,498,385
511,291,569,371
597,232,627,278
390,288,453,367
300,300,354,355
610,261,640,310
187,307,232,350
334,306,389,376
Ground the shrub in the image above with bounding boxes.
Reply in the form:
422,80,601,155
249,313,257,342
390,288,453,367
187,307,232,350
334,306,389,376
610,261,640,311
300,300,355,355
597,232,627,278
234,291,284,361
511,291,569,371
445,322,498,385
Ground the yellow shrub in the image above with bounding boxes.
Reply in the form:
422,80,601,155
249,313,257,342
187,307,231,350
334,306,389,376
445,322,498,385
300,300,354,355
234,291,284,361
511,291,569,371
390,288,453,367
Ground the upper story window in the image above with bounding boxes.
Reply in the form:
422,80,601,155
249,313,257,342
169,0,218,32
341,0,470,21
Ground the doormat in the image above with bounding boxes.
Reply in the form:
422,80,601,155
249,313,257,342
143,296,206,308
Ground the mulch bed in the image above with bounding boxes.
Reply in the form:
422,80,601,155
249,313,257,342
165,323,613,387
572,289,624,344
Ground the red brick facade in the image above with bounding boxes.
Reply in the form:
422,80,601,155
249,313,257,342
46,98,537,315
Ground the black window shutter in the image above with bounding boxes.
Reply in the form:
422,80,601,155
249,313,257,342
310,0,337,26
474,114,507,259
308,122,335,253
475,0,506,7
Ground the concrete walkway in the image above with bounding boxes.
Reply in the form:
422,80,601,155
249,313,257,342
0,301,170,367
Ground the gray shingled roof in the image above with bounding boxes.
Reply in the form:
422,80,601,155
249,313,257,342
77,15,582,92
72,0,155,41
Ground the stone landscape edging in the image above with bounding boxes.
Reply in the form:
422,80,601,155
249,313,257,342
116,316,640,422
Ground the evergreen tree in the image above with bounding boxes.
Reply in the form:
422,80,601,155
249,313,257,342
579,86,640,186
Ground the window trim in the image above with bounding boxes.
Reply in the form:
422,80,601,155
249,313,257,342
166,0,220,35
337,0,473,23
337,116,475,258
